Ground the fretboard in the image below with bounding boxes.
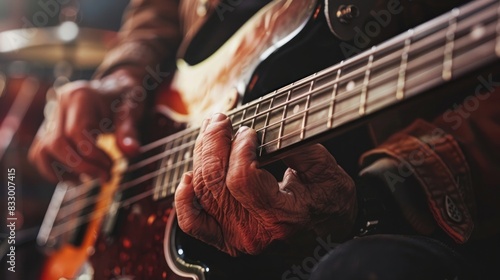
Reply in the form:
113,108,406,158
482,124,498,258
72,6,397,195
153,0,500,200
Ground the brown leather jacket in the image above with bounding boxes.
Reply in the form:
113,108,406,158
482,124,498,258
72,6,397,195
95,0,500,244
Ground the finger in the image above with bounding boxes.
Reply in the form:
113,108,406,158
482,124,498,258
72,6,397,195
196,113,232,198
114,90,145,157
226,126,279,208
31,140,83,183
175,172,226,252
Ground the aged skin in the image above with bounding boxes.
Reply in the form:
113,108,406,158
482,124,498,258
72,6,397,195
175,113,357,256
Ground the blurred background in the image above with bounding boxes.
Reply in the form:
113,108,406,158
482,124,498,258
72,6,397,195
0,1,129,279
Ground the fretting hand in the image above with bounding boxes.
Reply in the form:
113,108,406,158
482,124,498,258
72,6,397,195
175,113,357,256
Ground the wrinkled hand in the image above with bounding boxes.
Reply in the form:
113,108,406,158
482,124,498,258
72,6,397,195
29,68,145,183
175,113,357,256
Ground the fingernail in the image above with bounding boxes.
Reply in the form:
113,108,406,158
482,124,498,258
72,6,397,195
211,113,227,123
234,126,249,139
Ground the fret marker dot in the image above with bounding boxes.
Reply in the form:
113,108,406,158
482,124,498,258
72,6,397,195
167,159,173,166
346,81,356,91
470,25,485,40
293,105,300,114
184,151,190,159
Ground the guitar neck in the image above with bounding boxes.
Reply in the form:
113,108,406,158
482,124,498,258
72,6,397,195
153,0,500,200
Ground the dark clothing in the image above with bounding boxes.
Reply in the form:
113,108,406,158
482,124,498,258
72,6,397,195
310,235,470,280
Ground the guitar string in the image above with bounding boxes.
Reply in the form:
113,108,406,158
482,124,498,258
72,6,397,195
55,22,472,217
48,6,498,237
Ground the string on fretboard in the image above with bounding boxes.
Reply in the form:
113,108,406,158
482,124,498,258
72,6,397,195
151,0,500,201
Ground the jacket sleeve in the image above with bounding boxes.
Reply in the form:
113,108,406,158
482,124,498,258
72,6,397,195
93,0,182,80
360,86,500,243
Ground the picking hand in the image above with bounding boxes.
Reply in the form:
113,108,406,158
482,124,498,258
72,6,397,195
175,113,357,256
29,68,146,183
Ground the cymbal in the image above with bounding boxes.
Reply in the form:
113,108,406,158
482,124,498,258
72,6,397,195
0,22,116,69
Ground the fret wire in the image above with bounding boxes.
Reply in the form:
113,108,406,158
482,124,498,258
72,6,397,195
56,1,500,217
327,67,342,128
300,78,315,139
405,42,459,95
228,0,500,135
359,54,373,116
454,17,498,51
228,24,450,132
443,9,459,81
257,42,453,151
176,133,195,194
397,35,412,100
496,1,500,56
259,93,275,156
405,54,458,96
123,165,167,192
254,71,385,136
277,90,291,149
239,108,247,130
156,25,458,160
43,4,496,238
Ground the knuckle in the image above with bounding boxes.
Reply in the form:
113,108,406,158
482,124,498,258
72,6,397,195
59,86,84,102
204,122,232,141
44,135,64,154
66,126,83,138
